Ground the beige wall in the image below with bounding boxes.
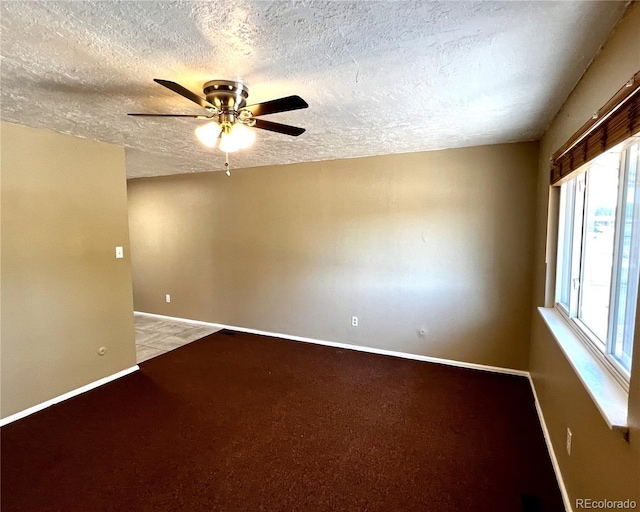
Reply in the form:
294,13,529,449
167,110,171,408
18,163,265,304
128,142,538,371
530,2,640,504
1,122,136,419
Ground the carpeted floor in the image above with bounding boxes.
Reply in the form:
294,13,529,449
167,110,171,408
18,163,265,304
1,330,564,511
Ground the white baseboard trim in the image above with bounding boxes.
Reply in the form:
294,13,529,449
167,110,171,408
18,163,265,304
0,365,139,428
134,311,529,377
529,378,573,512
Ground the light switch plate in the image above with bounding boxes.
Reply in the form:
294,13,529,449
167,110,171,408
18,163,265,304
115,246,124,259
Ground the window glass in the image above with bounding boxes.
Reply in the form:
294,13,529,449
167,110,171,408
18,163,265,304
578,155,619,342
612,143,640,371
556,181,574,309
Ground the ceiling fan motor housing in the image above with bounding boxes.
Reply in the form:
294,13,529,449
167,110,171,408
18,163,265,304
203,80,249,115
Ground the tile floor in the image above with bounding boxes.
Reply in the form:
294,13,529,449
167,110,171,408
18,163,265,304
135,313,221,363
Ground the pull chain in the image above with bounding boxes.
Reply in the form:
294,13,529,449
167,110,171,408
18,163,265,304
224,152,231,176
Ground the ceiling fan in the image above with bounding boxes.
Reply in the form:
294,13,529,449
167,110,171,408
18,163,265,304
128,79,308,154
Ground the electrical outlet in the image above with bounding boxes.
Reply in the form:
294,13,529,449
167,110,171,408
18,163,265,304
566,428,572,456
166,294,171,303
351,316,358,327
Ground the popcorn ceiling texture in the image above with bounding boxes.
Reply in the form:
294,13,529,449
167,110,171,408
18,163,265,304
0,1,627,178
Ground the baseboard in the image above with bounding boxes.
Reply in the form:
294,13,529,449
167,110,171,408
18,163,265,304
528,378,573,512
0,365,139,427
134,311,529,377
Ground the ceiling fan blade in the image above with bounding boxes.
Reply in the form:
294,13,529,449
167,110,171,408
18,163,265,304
153,79,215,109
244,95,308,117
253,119,306,136
128,113,211,118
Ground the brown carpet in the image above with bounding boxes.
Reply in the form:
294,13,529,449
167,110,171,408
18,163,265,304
1,330,564,511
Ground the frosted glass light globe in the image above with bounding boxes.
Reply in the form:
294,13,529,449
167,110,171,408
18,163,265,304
195,122,222,148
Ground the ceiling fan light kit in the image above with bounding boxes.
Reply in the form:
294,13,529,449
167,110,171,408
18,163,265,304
129,79,308,163
194,121,221,148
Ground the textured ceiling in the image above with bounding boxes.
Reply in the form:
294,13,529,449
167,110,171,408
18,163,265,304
0,1,628,179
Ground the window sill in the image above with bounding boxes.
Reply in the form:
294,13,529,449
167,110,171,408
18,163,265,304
538,307,629,436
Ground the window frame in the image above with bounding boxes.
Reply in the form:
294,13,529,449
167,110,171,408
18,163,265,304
554,136,640,391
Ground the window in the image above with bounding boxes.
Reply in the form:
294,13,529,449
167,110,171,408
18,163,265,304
555,137,640,382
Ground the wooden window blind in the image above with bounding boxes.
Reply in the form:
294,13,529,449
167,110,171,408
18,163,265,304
550,71,640,186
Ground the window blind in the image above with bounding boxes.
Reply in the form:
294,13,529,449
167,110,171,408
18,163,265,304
550,71,640,186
